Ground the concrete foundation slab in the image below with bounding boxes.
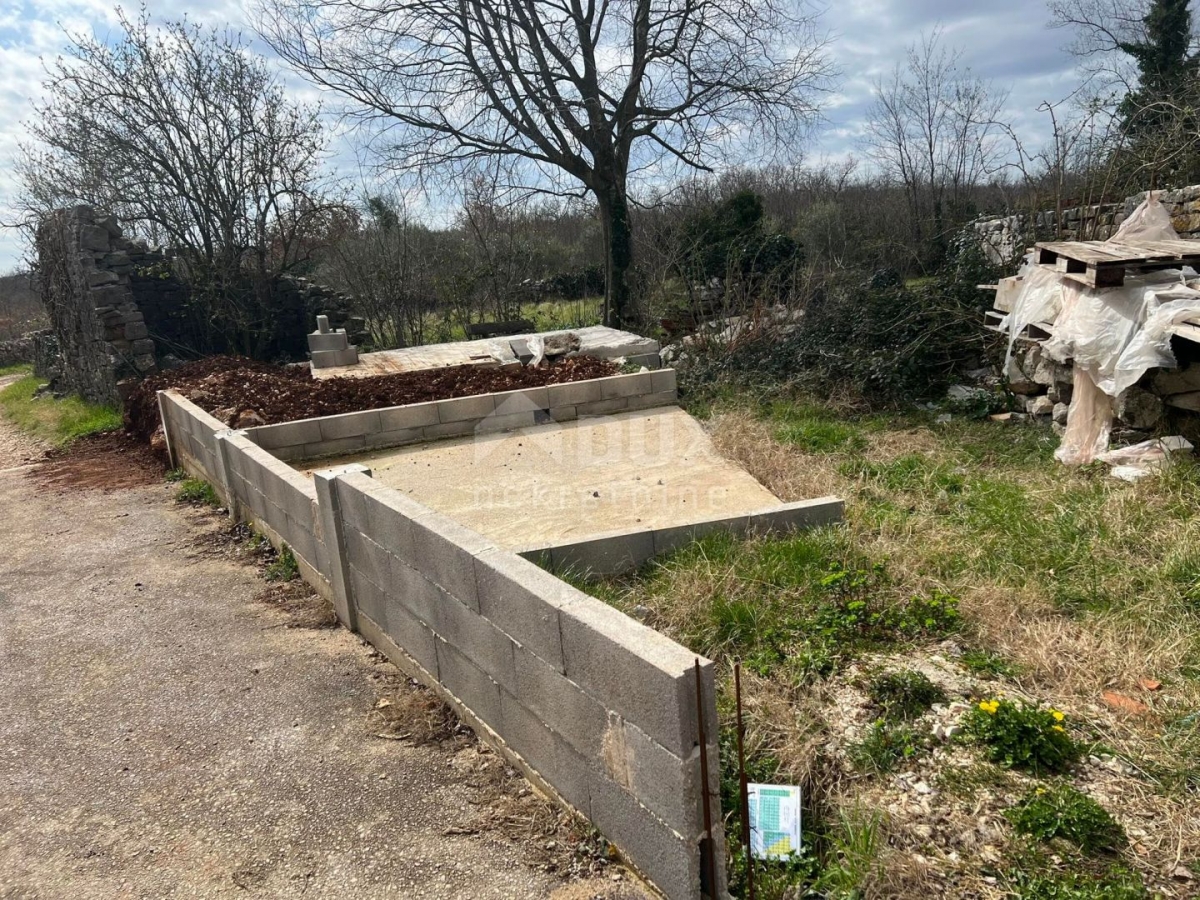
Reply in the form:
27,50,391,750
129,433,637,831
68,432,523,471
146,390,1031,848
297,407,779,550
310,325,661,380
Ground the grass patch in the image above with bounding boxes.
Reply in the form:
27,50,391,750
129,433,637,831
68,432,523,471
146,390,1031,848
848,721,926,774
866,669,946,721
175,478,219,506
0,363,33,377
0,375,122,445
960,648,1021,678
165,468,188,483
1006,783,1125,855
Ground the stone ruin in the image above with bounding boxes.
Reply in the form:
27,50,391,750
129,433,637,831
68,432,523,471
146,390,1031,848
32,206,368,405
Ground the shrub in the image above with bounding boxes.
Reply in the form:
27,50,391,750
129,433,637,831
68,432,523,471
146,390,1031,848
175,478,218,506
1006,783,1125,855
867,669,946,721
965,698,1080,775
848,721,925,774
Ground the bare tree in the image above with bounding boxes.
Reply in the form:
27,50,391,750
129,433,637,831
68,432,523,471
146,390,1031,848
18,9,335,357
255,0,834,327
863,30,1007,267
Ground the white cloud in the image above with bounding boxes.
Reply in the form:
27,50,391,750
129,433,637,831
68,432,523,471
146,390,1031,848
0,0,1094,270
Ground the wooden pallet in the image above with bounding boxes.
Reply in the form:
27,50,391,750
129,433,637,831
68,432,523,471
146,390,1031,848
1035,239,1200,288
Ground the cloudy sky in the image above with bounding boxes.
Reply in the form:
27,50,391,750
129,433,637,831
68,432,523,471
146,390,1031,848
0,0,1087,270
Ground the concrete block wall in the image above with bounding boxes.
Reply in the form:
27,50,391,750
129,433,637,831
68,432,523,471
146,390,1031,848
521,497,847,576
242,370,679,461
328,469,723,899
160,391,332,599
158,392,227,492
157,385,726,899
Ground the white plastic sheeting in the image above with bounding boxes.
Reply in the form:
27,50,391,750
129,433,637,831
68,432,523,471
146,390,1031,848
1002,193,1200,464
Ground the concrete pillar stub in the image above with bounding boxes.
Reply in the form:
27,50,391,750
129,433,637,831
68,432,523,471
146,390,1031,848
312,464,372,632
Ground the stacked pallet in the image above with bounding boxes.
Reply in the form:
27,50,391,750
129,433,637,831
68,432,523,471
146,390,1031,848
982,239,1200,433
1033,239,1200,288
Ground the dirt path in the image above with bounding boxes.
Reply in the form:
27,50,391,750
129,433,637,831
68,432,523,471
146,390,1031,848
0,404,628,898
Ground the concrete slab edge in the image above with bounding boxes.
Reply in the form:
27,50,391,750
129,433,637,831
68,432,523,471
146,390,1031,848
517,496,846,577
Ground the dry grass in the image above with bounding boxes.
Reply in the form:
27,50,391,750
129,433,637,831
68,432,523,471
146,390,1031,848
581,397,1200,898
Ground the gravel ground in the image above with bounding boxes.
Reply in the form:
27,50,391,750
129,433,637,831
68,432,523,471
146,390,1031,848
0,391,633,899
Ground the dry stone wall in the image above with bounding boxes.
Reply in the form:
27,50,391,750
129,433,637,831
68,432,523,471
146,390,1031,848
974,185,1200,265
36,206,163,404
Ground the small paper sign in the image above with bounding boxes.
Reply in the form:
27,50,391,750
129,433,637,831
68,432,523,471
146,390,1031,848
748,783,802,859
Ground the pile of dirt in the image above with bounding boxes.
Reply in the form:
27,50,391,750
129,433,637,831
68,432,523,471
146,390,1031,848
125,355,619,445
37,431,165,492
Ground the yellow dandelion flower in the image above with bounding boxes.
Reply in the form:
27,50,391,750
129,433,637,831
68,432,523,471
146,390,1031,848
1051,710,1065,722
1052,725,1065,733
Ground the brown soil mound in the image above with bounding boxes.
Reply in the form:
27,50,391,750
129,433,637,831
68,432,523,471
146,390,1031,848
37,430,166,492
125,354,618,445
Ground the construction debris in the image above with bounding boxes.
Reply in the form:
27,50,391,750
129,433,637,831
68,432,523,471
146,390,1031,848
987,192,1200,469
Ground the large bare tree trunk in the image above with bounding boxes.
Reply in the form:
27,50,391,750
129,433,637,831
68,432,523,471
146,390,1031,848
597,183,635,329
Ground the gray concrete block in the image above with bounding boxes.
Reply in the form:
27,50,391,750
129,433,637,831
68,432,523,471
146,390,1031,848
512,648,607,760
311,347,358,368
422,420,476,441
379,402,440,431
691,514,751,543
559,595,712,755
308,330,349,352
386,556,448,628
587,766,700,900
606,718,706,838
600,372,652,400
433,592,517,689
338,473,428,561
362,585,439,677
626,352,662,370
319,409,381,441
499,691,591,817
547,379,603,407
549,530,656,577
345,529,390,588
435,638,502,729
650,369,677,395
624,392,678,413
549,405,577,423
254,419,322,450
475,411,537,434
437,393,496,423
365,427,425,450
408,513,495,610
283,516,318,569
575,398,629,417
357,606,440,683
747,497,845,533
302,435,367,459
492,386,550,413
474,549,568,671
350,564,388,625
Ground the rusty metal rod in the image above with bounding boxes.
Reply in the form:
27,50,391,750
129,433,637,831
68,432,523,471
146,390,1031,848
695,659,719,899
735,663,755,900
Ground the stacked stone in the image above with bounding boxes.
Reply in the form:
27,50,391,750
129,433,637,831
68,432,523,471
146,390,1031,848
277,275,370,349
35,206,162,405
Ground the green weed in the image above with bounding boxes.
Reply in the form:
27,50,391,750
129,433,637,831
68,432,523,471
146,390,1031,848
0,375,122,445
960,648,1021,678
265,544,299,582
1006,783,1125,855
165,468,188,483
848,721,925,774
965,698,1080,776
175,478,219,506
1004,862,1147,899
866,669,946,721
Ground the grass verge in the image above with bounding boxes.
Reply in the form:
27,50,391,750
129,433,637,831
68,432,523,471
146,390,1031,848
566,389,1199,898
0,375,122,445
